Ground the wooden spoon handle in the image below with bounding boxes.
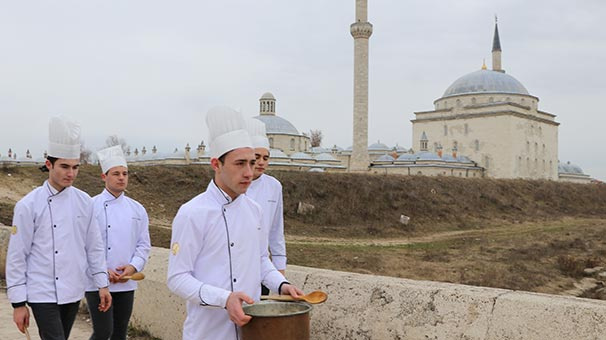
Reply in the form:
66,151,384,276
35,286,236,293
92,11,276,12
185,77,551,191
24,327,31,340
260,295,297,302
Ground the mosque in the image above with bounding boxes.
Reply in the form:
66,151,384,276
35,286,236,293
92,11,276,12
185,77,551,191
0,6,594,184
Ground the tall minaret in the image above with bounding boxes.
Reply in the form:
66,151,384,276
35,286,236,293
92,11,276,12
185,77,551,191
492,16,504,73
349,0,373,171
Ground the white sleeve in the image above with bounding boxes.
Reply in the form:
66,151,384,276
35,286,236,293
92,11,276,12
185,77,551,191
130,207,151,272
6,201,33,303
167,210,231,308
268,188,287,270
85,203,109,289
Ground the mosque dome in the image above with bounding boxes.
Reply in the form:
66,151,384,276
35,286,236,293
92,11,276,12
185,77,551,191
254,115,299,135
558,161,585,175
368,141,390,151
442,69,529,98
260,92,275,100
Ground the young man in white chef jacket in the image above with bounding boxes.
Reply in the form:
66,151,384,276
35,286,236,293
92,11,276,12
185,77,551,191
85,145,151,340
167,106,303,340
244,118,287,294
6,116,111,340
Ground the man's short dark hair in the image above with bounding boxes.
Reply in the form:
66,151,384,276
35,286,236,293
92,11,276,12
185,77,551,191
39,156,58,172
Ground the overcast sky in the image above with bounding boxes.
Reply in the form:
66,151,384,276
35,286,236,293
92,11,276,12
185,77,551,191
1,0,604,180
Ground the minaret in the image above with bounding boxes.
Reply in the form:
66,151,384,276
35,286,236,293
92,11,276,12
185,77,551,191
349,0,373,171
492,16,504,73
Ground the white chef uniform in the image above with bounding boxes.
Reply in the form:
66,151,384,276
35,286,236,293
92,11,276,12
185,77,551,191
167,181,286,339
87,188,151,292
6,181,109,304
246,174,287,271
244,118,287,271
168,106,286,340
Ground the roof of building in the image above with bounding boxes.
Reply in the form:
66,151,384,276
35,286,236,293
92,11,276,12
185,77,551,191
291,152,314,160
558,161,585,175
368,141,390,151
260,92,275,100
254,115,299,135
269,148,289,159
314,153,337,161
442,69,529,98
375,154,395,162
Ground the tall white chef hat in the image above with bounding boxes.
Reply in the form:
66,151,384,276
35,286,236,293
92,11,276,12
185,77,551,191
48,116,81,159
245,118,270,151
206,106,253,159
97,145,127,173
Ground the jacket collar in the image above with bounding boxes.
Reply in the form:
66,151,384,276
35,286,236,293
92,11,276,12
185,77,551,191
207,179,245,206
101,188,124,203
44,180,70,197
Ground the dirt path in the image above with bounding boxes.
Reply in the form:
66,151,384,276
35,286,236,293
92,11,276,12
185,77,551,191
286,220,571,247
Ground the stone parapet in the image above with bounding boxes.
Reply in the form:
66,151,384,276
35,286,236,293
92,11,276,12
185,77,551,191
129,247,606,340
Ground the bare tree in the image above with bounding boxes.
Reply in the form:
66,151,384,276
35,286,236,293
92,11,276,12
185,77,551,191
80,142,92,165
310,129,323,148
105,135,129,152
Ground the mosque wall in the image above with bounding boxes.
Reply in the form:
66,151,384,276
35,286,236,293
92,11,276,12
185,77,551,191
267,133,310,156
371,165,483,177
413,114,518,178
511,116,559,180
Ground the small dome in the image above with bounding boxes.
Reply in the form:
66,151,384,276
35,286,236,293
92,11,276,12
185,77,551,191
559,161,585,175
254,115,299,135
310,146,330,154
396,153,417,161
368,141,390,151
442,69,529,98
260,92,275,100
269,148,289,159
291,152,313,160
416,151,442,161
314,153,337,161
375,154,395,162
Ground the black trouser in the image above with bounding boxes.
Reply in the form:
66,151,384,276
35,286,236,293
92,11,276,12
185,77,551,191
261,284,270,295
85,290,134,340
29,301,80,340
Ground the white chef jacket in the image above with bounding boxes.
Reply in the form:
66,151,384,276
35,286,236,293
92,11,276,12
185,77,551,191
167,180,286,340
87,189,151,292
6,181,108,305
246,174,287,270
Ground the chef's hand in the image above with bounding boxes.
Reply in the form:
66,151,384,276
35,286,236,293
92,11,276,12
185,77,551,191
226,291,253,326
116,264,137,283
279,283,304,298
13,306,29,333
98,287,112,312
108,269,121,284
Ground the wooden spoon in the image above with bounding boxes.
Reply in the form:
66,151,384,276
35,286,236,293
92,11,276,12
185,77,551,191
261,290,328,304
24,326,31,340
122,272,145,281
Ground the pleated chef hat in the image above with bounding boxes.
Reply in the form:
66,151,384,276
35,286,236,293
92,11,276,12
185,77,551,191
245,118,270,151
48,116,81,159
97,145,127,173
206,106,253,159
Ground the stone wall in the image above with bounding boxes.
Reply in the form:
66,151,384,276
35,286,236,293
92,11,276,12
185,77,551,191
130,247,606,340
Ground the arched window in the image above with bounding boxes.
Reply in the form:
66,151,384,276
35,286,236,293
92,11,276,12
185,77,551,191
475,139,480,151
269,137,274,148
443,125,448,136
290,138,295,150
471,97,476,105
456,99,461,107
464,123,469,135
489,97,494,103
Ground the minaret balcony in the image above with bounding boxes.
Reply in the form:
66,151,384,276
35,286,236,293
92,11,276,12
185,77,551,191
350,22,373,39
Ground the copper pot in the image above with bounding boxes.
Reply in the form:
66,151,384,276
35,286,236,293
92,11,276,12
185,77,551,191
242,301,312,340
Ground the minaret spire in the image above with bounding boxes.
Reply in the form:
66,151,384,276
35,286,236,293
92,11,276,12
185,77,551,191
492,15,504,73
349,0,373,171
